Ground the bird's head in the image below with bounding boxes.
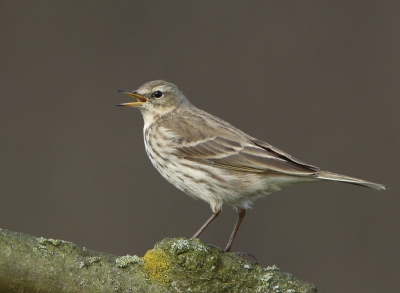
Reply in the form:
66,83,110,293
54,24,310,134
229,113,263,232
117,80,189,122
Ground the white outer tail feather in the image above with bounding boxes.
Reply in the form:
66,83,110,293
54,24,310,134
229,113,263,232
317,171,387,190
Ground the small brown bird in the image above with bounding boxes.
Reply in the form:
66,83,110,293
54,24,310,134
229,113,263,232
117,80,386,252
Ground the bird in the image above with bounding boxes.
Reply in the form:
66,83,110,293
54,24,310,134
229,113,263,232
117,80,386,252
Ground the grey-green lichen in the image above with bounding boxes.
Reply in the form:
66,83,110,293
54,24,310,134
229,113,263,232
116,254,144,268
37,237,76,247
79,256,102,268
264,265,280,271
34,236,78,256
0,228,316,292
256,268,317,293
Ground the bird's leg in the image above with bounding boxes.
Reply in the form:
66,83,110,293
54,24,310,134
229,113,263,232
224,208,246,252
192,209,221,238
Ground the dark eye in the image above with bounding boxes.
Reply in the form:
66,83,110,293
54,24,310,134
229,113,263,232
153,90,163,98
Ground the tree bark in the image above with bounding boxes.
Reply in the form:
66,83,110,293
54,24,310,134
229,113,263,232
0,228,316,292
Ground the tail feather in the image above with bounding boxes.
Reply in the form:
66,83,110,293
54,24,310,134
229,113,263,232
317,171,387,191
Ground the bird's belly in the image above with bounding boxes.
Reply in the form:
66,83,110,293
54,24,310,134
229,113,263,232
144,143,295,211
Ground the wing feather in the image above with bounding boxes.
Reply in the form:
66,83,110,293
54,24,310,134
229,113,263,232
177,136,318,176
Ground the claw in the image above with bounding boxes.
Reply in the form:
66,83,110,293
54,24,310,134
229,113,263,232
231,251,259,265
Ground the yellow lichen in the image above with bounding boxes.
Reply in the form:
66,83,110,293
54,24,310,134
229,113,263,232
143,249,171,284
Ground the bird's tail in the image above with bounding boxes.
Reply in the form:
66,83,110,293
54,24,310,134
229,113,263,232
317,171,387,190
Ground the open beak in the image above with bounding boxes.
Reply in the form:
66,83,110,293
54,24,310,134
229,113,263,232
116,90,147,107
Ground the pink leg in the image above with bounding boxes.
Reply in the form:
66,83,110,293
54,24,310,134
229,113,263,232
192,209,221,238
224,208,246,252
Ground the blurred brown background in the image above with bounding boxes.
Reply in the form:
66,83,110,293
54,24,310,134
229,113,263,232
0,1,398,292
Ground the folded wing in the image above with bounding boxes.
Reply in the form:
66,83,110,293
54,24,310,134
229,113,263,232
177,136,319,176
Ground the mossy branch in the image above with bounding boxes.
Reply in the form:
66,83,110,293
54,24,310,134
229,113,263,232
0,228,316,292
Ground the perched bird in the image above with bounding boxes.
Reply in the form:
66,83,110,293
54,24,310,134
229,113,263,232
117,80,386,252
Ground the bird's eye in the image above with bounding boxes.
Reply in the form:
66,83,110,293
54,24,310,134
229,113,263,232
153,90,163,98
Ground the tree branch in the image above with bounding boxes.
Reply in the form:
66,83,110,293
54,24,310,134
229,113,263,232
0,228,316,292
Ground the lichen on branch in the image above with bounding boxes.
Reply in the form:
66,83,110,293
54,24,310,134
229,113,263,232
0,228,316,292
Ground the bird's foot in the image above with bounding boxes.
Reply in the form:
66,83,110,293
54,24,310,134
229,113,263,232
206,243,223,253
231,251,258,265
206,244,258,264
